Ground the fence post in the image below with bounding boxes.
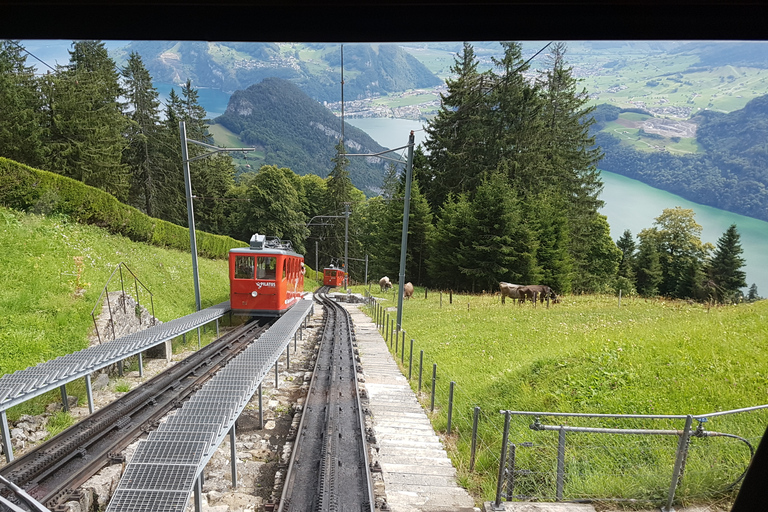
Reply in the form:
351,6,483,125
408,339,414,380
663,415,694,512
470,406,480,472
430,363,437,413
447,381,455,434
556,426,566,501
506,442,517,502
418,350,424,393
401,331,405,365
494,410,512,509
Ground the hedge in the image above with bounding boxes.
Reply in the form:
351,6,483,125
0,158,246,258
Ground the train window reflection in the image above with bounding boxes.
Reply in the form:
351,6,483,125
235,256,254,279
257,257,277,279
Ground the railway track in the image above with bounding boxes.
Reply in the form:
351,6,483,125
278,286,374,512
0,320,271,511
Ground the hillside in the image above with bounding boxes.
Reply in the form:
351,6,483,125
213,78,391,194
112,41,442,103
594,96,768,222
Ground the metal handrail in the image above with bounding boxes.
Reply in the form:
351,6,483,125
90,262,155,344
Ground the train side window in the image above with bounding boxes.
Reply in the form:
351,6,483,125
282,259,287,280
257,257,277,279
234,256,254,279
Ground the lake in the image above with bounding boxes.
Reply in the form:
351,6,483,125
346,117,768,296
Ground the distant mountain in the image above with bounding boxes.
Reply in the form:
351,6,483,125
214,77,391,193
112,41,442,103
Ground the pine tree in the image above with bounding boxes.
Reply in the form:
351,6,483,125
177,80,235,234
748,283,760,301
44,40,130,199
121,51,166,217
709,224,747,302
155,89,189,226
469,172,539,292
427,193,476,290
0,40,43,167
529,194,572,293
635,238,662,296
616,229,636,281
423,42,489,210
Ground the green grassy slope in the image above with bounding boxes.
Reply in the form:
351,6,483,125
358,285,768,503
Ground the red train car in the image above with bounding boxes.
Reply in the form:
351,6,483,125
323,266,346,288
229,234,304,317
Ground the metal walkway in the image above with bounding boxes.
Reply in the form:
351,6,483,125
0,301,231,462
106,299,314,512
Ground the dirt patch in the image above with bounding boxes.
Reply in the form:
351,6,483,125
641,117,698,138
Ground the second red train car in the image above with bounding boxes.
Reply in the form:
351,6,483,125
323,266,346,288
229,234,304,317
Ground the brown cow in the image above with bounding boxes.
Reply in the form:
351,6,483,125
499,282,523,305
404,282,414,299
519,285,557,306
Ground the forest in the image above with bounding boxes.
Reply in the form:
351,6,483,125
0,39,754,303
593,99,768,222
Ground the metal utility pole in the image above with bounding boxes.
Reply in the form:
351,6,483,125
344,203,349,289
395,131,415,330
346,131,415,330
180,121,254,311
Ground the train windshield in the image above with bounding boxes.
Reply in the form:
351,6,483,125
234,255,254,279
257,256,277,280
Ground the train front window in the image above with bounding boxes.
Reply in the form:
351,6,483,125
234,256,254,279
257,257,277,279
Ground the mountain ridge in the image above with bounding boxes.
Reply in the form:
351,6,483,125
214,77,391,194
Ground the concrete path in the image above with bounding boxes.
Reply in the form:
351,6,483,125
342,303,478,512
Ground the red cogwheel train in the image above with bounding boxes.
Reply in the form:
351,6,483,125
323,265,346,287
229,234,305,317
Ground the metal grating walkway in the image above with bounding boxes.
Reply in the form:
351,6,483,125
106,299,314,512
0,302,231,413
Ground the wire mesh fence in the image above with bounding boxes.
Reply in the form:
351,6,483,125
362,294,766,508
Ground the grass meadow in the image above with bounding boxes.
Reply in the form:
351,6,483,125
357,284,768,507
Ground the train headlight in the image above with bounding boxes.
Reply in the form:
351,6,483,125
251,291,258,297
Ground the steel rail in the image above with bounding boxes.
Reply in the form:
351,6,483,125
277,287,374,512
0,320,270,510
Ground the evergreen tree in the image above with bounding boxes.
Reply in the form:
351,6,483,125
427,194,476,290
748,283,760,301
570,213,621,292
423,42,488,210
468,172,539,292
44,40,130,199
491,41,544,193
616,229,636,281
0,40,43,167
708,224,747,302
529,194,572,293
175,80,235,234
635,238,663,296
121,51,166,217
155,88,189,225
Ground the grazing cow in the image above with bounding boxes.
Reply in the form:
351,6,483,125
379,276,392,292
404,282,414,299
519,285,557,306
499,282,523,305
